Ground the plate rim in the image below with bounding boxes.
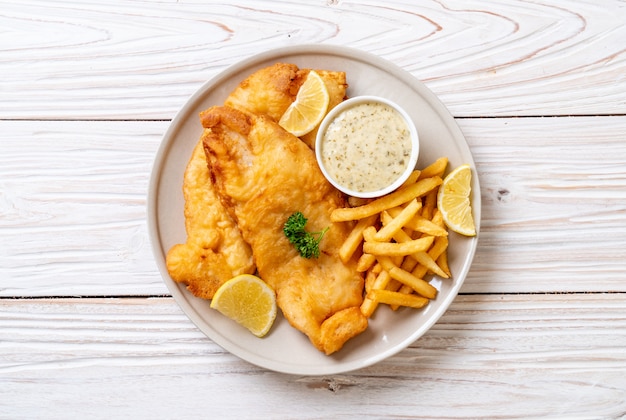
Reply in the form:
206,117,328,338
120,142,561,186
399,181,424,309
147,44,480,375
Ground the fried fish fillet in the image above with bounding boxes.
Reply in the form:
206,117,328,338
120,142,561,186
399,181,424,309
165,63,347,302
201,106,367,355
166,140,255,299
225,62,347,149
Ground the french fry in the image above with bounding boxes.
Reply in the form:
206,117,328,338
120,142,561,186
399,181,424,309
360,297,377,318
421,189,437,220
362,226,378,243
385,278,403,292
400,254,419,273
395,286,421,301
360,270,391,317
338,214,378,263
367,265,390,289
395,235,450,299
364,268,378,293
388,266,437,299
363,236,434,257
430,235,449,260
377,256,437,299
386,208,447,237
431,208,445,228
428,209,450,277
356,253,377,272
388,224,448,278
401,170,421,187
367,289,429,309
370,262,382,275
413,236,448,278
410,216,448,237
391,254,404,267
330,176,442,222
348,196,371,208
437,250,451,278
418,157,448,180
373,199,421,242
412,251,449,278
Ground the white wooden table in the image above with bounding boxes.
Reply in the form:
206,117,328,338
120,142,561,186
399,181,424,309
2,1,625,418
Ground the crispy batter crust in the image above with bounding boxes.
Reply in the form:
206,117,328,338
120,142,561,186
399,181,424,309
166,63,362,354
165,141,255,299
202,106,367,354
225,62,347,149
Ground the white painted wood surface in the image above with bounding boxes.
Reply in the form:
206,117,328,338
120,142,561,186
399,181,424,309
1,1,625,418
1,0,625,119
2,295,625,418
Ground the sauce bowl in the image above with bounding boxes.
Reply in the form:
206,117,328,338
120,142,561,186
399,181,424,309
315,95,419,198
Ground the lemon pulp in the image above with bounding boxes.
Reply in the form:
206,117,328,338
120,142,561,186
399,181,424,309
210,274,277,337
278,70,330,137
437,163,476,236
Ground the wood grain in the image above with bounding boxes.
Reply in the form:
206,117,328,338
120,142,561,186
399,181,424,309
1,0,624,119
1,295,625,418
463,116,626,293
0,120,167,296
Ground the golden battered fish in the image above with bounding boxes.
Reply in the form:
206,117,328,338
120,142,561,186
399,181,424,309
225,62,347,149
165,63,347,303
201,105,367,355
166,141,255,299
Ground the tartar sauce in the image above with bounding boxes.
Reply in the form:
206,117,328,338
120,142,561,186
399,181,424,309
320,101,412,193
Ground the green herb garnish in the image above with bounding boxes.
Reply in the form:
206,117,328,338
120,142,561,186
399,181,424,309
283,212,329,259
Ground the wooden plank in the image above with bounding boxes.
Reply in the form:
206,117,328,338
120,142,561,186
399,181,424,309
0,120,169,296
1,0,624,119
1,117,626,296
1,294,625,418
461,116,626,293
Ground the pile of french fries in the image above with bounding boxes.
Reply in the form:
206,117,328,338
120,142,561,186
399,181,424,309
331,157,451,318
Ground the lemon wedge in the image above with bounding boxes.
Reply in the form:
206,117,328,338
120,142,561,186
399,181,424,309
278,70,330,137
210,274,277,337
437,164,476,236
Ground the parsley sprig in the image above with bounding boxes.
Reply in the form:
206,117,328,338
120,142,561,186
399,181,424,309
283,212,329,259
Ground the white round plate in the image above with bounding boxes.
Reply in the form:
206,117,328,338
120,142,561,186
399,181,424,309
148,44,480,375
